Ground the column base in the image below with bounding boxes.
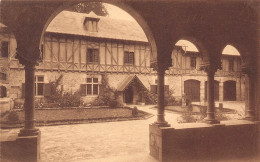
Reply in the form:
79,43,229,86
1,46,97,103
203,118,220,124
16,131,41,162
244,116,255,121
153,121,171,127
19,128,40,137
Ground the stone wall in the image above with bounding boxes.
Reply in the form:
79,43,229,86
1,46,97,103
8,68,245,104
150,121,258,162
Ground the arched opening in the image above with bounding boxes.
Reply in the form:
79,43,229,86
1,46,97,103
205,80,219,101
173,40,200,70
223,80,236,101
41,1,157,66
221,45,241,73
184,79,200,102
35,3,157,161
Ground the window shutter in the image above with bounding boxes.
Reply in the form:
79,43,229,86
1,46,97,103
80,84,86,96
94,50,99,63
129,52,134,64
44,83,52,97
150,85,157,94
164,85,169,96
21,83,25,98
87,49,91,63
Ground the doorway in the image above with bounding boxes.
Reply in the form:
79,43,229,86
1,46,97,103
124,86,133,104
184,79,200,102
224,80,236,101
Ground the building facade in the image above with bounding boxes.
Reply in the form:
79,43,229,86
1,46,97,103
0,11,245,107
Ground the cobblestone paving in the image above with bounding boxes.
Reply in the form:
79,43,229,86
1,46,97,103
39,105,180,162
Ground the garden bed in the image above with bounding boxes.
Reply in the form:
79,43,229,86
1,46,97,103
0,107,152,129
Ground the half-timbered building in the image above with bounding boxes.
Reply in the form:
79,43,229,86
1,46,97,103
0,10,245,107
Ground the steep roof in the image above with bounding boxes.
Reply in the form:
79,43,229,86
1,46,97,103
46,11,148,42
117,75,147,92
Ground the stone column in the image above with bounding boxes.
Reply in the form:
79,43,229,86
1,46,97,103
219,81,223,102
200,63,220,124
200,80,205,104
242,65,255,121
16,47,40,136
154,67,170,127
236,79,241,101
19,64,39,136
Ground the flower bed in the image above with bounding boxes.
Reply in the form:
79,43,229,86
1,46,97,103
0,107,151,128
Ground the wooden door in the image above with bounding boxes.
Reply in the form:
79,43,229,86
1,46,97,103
184,80,200,102
124,86,133,103
224,81,236,101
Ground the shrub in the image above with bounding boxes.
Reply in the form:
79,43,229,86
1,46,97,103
13,99,24,109
7,111,19,122
178,109,197,123
92,74,122,108
59,91,82,107
132,106,138,116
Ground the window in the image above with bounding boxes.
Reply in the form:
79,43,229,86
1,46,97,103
124,51,134,65
190,56,196,69
81,78,99,96
1,41,9,57
0,86,7,98
35,76,44,96
87,49,99,63
228,59,234,72
0,72,7,80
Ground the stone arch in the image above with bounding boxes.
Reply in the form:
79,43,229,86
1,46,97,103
220,43,247,64
173,37,209,62
40,1,157,65
174,35,213,69
184,79,200,102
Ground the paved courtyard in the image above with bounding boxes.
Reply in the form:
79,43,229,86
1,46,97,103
0,105,180,162
1,102,245,162
39,105,180,162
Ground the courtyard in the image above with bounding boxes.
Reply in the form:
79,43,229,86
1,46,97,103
1,102,246,162
0,1,259,162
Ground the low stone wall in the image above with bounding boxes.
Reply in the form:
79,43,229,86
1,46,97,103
150,121,259,162
0,98,12,113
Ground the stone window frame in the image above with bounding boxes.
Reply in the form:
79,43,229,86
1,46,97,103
35,75,45,96
81,77,100,96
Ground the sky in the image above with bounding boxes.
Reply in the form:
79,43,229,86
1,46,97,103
104,3,135,21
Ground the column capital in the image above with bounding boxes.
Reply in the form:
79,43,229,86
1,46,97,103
16,46,41,66
199,62,218,74
241,63,254,76
151,59,172,72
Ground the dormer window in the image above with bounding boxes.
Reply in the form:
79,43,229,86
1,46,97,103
83,11,100,32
